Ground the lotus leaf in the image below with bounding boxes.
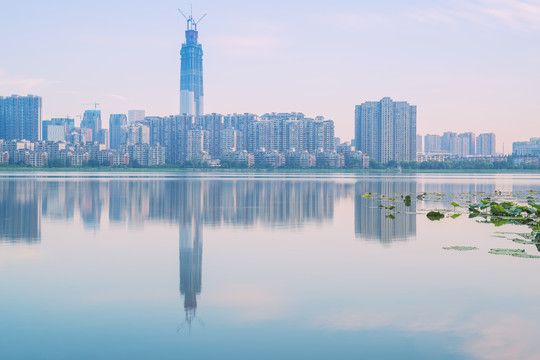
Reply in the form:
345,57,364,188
427,211,445,221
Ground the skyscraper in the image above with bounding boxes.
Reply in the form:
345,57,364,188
109,114,127,150
0,95,42,141
179,10,205,116
80,110,102,141
355,97,416,164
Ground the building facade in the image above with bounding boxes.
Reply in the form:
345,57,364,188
513,138,540,156
0,95,42,141
127,110,145,124
424,134,442,154
80,110,101,142
179,17,204,116
109,114,127,150
476,133,496,156
355,97,416,163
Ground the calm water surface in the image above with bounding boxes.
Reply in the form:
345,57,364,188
1,172,540,360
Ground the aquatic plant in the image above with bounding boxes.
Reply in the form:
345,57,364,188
443,246,478,251
426,211,445,221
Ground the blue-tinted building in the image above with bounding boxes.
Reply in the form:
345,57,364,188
42,118,74,141
109,114,127,150
80,110,102,141
0,95,42,141
179,14,204,116
51,117,75,131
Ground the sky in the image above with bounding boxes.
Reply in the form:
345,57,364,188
1,0,539,153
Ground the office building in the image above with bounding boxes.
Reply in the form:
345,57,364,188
109,114,128,150
80,110,101,141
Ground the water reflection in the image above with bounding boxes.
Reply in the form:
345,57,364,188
354,180,417,243
180,216,203,327
7,179,354,233
0,177,431,246
0,180,41,243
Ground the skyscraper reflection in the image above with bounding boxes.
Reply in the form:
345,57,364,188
78,181,106,230
179,215,203,326
0,180,41,243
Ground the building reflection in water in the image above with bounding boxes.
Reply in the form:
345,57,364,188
354,180,417,243
179,215,203,327
1,177,425,319
0,180,41,244
1,178,351,320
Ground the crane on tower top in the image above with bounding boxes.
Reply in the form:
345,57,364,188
178,5,206,31
82,103,100,110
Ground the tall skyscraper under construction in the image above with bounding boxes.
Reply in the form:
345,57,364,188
179,8,205,117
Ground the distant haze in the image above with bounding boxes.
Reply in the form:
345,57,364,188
1,0,539,153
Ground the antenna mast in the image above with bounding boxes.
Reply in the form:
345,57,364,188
178,5,206,31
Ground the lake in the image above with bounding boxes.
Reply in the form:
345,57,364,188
1,172,539,360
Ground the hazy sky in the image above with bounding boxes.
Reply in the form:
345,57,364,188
1,0,539,153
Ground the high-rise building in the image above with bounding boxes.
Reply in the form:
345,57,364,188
97,129,109,149
424,134,442,154
355,97,416,163
127,123,150,145
51,118,74,131
179,13,204,116
80,110,102,140
476,133,496,156
221,127,238,153
202,114,223,158
441,132,457,154
109,114,127,150
416,134,423,153
80,127,93,143
42,120,52,140
457,132,475,157
187,129,209,161
127,110,146,124
0,95,42,141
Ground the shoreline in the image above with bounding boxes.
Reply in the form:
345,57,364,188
1,167,539,174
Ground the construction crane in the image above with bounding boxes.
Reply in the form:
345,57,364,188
178,5,206,31
82,103,100,110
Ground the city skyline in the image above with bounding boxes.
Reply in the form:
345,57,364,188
1,1,539,153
